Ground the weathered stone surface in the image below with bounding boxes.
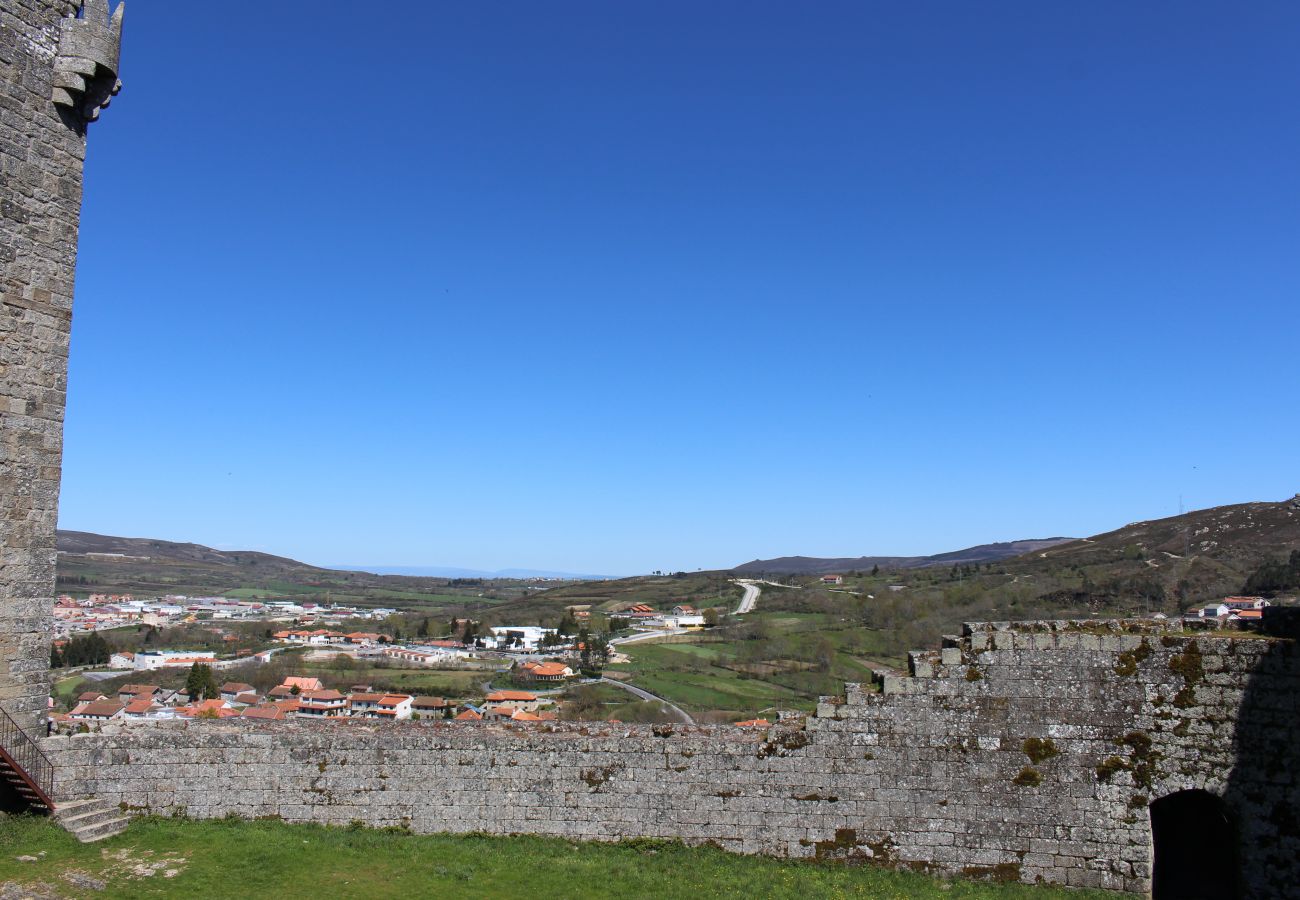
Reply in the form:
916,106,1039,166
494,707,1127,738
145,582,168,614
1,0,122,731
46,621,1300,897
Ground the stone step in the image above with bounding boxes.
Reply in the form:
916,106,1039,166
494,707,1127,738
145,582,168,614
68,816,131,843
58,805,122,831
53,797,132,842
53,798,111,820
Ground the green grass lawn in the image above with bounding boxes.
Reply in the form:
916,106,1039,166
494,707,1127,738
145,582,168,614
610,616,898,718
340,667,492,698
0,815,1118,900
52,674,87,705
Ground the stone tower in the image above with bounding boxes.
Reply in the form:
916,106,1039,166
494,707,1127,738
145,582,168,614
1,0,123,730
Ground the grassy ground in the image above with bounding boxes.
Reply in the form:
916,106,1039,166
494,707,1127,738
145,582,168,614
344,666,493,698
0,815,1118,900
609,612,896,720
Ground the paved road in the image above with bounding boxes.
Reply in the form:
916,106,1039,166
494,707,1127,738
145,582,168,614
599,677,695,725
734,580,761,614
609,627,690,647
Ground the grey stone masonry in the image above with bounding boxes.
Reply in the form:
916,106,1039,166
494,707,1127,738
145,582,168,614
50,619,1300,897
1,1,121,731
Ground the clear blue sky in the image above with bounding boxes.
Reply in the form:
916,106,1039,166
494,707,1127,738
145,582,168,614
60,1,1300,574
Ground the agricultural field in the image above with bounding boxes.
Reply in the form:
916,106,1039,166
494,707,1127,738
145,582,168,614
0,815,1119,900
609,609,897,721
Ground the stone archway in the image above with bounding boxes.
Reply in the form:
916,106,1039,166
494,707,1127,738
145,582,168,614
1149,789,1240,900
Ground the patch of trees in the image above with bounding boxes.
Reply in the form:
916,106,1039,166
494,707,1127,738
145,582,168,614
51,632,111,668
56,574,91,585
184,662,220,701
1243,551,1300,594
577,628,609,676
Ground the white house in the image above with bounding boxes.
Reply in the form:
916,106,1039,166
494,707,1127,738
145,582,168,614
132,650,218,670
1197,604,1231,619
485,626,556,652
663,614,706,629
108,651,135,670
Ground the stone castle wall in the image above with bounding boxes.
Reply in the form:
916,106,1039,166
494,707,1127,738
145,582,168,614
48,621,1300,896
0,0,92,730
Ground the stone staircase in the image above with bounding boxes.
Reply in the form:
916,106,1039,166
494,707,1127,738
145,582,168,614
52,798,131,843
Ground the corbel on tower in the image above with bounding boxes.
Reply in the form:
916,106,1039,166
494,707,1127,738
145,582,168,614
52,0,124,124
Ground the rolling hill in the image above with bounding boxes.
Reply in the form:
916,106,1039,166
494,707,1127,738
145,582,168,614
54,530,526,609
732,538,1075,576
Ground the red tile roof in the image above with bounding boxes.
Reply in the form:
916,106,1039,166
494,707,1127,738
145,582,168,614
73,700,125,718
411,696,449,709
300,690,345,701
281,676,323,691
485,690,537,702
242,706,287,720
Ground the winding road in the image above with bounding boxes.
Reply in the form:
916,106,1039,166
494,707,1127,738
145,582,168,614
734,580,761,614
599,677,695,725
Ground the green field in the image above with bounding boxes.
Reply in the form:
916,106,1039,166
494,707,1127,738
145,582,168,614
343,666,493,698
0,815,1118,899
610,612,895,720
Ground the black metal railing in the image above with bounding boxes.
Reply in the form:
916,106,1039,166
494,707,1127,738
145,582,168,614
0,706,55,809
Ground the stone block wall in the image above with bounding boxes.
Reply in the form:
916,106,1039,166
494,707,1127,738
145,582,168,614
49,620,1300,897
0,0,90,730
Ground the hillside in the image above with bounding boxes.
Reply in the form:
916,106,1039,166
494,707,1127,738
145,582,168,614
733,538,1075,576
749,494,1300,659
54,530,529,610
1035,496,1300,571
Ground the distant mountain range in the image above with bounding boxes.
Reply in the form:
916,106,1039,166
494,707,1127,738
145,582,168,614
56,492,1300,607
335,564,612,581
732,538,1076,576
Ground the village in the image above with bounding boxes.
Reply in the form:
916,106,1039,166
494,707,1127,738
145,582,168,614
47,598,725,730
53,671,569,727
47,591,1277,735
51,594,400,638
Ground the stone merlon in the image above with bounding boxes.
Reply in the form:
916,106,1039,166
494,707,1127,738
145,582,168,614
53,0,124,123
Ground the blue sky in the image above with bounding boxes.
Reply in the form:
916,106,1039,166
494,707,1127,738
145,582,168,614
61,2,1300,574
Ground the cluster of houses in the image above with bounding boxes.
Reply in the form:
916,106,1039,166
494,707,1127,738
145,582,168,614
1192,596,1273,623
106,648,281,672
53,676,562,728
271,627,567,663
272,629,393,647
52,593,398,638
619,604,706,629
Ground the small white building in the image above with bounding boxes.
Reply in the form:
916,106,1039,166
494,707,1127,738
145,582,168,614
108,651,135,670
663,614,706,629
132,650,218,670
485,626,556,652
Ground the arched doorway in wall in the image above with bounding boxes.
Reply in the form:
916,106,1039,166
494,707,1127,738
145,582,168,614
1149,790,1240,900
